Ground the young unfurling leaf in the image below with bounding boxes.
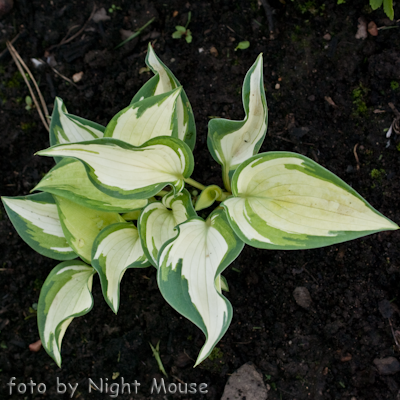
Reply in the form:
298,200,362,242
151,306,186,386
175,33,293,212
207,54,267,190
138,189,196,267
130,44,196,150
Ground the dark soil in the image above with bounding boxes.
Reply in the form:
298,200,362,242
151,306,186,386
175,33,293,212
1,0,400,399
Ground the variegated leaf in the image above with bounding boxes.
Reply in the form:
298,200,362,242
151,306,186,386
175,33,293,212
54,195,124,263
37,137,194,200
1,193,76,260
207,54,267,190
33,159,147,213
138,189,196,267
104,88,181,146
158,209,244,366
38,260,95,367
223,152,399,250
50,97,105,146
130,43,196,150
92,223,150,313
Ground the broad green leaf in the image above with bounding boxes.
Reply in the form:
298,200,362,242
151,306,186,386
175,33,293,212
223,152,399,250
38,260,95,367
104,88,181,146
50,97,105,146
195,185,224,211
207,54,267,190
370,0,383,9
1,193,76,260
54,195,124,263
383,0,394,19
130,44,196,150
138,189,196,267
37,137,194,200
92,223,149,314
33,159,147,213
158,209,244,366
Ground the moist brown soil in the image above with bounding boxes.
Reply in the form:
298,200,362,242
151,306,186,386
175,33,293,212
1,1,400,399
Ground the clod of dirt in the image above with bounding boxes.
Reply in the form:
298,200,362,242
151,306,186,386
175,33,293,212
221,362,268,400
293,287,312,309
0,0,13,18
84,50,112,68
378,299,393,319
28,339,42,352
368,21,378,36
373,357,400,375
355,17,368,40
174,352,192,368
210,46,218,57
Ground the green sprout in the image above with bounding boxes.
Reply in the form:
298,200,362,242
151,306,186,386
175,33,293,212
390,81,399,91
108,4,122,13
370,0,394,20
25,95,33,111
172,11,192,43
149,341,168,377
235,41,250,51
115,18,155,49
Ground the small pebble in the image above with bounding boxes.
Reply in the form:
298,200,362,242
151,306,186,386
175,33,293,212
323,33,331,41
293,286,312,309
72,71,84,83
210,46,218,57
275,83,280,90
29,339,42,352
221,363,268,400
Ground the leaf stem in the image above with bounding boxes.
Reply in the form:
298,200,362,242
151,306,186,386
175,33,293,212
184,177,206,191
155,190,169,197
222,166,232,192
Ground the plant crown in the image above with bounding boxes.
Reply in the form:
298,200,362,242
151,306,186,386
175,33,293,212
2,44,398,368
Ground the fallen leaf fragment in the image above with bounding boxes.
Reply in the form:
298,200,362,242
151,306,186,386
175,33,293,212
120,28,134,41
355,17,368,40
92,7,111,23
29,339,42,352
72,71,84,83
172,10,178,17
368,21,378,36
324,96,338,108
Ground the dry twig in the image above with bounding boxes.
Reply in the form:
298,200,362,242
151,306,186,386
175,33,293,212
6,41,50,131
353,143,360,170
47,4,97,51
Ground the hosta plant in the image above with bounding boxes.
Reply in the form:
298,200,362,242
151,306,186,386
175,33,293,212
2,44,398,368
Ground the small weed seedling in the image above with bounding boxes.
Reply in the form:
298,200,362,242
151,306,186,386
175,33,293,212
235,41,250,51
172,11,192,43
2,44,398,368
